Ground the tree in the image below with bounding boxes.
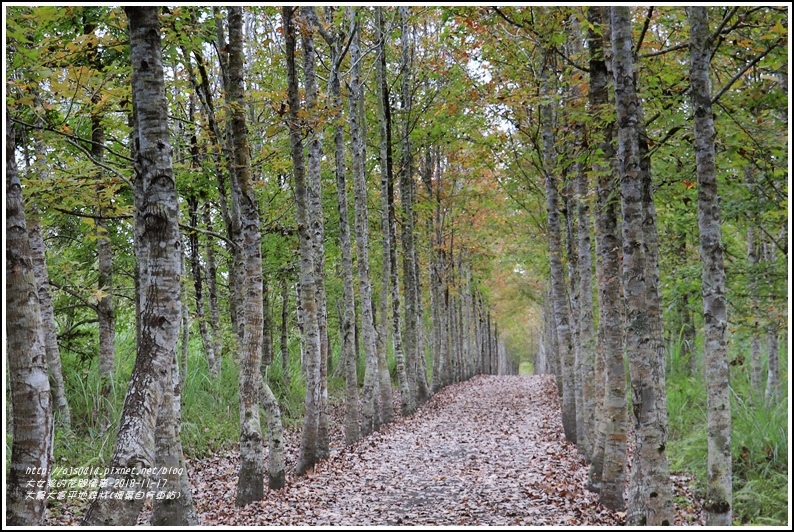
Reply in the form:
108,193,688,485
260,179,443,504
586,6,627,511
313,6,362,445
348,6,381,436
541,53,577,444
299,6,331,460
376,6,412,417
226,6,266,506
25,114,71,430
611,6,673,525
83,6,184,524
398,7,430,407
283,6,324,476
689,7,733,525
6,111,55,526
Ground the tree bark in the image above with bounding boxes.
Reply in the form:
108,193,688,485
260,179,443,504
84,8,182,524
586,6,626,510
576,120,595,461
262,274,274,370
398,7,430,406
746,192,763,395
368,13,396,424
151,345,198,525
376,6,411,417
260,377,286,489
764,240,781,404
188,196,217,374
318,6,362,445
284,6,323,476
88,105,117,434
541,59,577,443
226,7,267,506
563,173,583,445
347,7,381,436
611,7,674,525
690,7,732,524
299,6,330,459
6,111,55,526
28,213,71,430
281,276,291,387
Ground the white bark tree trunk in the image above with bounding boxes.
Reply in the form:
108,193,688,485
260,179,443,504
6,110,55,527
84,8,183,523
690,7,732,525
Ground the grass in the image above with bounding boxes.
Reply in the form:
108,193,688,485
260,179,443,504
665,335,789,526
43,320,319,475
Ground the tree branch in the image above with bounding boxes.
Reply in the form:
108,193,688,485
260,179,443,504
11,116,133,188
11,116,134,163
640,42,688,59
711,37,783,106
52,207,131,220
554,46,589,73
179,223,238,250
49,281,98,313
634,6,654,54
710,6,739,45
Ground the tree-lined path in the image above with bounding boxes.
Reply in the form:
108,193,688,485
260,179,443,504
189,376,699,526
7,6,787,527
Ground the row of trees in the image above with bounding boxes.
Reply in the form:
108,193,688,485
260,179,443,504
6,6,517,526
5,5,786,526
490,6,785,526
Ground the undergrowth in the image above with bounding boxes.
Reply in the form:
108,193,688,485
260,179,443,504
666,335,789,525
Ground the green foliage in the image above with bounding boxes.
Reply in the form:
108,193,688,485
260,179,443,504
666,337,789,526
180,351,241,458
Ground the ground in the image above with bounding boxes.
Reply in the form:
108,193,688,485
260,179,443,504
190,375,702,526
47,374,703,526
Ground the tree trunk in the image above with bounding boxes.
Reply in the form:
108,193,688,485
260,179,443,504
746,191,763,395
188,196,217,374
398,6,427,406
379,24,412,415
227,7,266,506
84,8,182,523
28,215,71,430
611,7,673,525
541,60,577,443
262,274,274,370
586,6,626,510
375,6,403,421
27,93,71,430
576,120,595,461
6,111,54,526
284,6,323,476
260,377,286,489
563,173,583,446
281,276,291,387
348,6,380,436
204,205,223,375
152,346,198,525
690,7,732,524
319,7,361,445
299,7,330,459
179,249,190,393
764,240,781,404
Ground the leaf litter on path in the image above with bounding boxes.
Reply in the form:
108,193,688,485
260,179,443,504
193,374,702,526
46,374,703,526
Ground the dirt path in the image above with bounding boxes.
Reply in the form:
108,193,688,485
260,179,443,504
196,375,627,526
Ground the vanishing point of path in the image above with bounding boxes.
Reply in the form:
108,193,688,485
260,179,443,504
196,375,630,526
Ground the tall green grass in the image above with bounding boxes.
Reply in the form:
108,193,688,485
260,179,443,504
666,335,789,525
47,320,319,471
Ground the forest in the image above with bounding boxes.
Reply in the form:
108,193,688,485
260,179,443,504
4,5,789,527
